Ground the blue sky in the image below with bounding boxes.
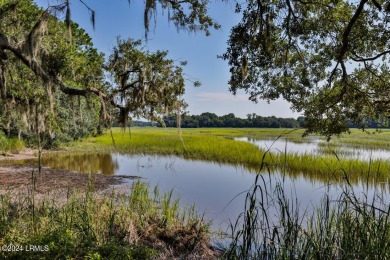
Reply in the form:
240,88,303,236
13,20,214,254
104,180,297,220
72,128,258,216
35,0,301,119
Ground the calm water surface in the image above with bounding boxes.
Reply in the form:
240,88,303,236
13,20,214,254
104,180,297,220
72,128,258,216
235,137,390,161
41,153,389,231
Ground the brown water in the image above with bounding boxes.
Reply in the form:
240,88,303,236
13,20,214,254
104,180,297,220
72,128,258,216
41,153,389,231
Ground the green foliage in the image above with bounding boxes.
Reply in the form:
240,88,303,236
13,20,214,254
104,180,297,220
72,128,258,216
106,37,187,126
0,131,24,154
0,181,210,259
223,0,390,138
142,0,221,37
0,0,104,145
164,112,300,128
0,1,194,146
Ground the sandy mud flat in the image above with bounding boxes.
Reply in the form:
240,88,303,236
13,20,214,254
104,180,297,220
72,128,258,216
0,149,137,202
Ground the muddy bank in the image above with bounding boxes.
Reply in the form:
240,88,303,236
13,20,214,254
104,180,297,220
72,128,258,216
0,150,220,259
0,149,137,199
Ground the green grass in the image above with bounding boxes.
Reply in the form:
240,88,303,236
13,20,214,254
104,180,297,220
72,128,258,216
325,129,390,150
61,127,390,184
5,127,390,258
0,132,24,154
0,176,213,259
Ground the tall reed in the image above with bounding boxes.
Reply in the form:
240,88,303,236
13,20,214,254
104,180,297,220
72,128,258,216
0,178,214,259
225,150,390,259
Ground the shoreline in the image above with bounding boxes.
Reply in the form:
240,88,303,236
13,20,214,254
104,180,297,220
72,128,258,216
0,149,219,259
0,149,137,200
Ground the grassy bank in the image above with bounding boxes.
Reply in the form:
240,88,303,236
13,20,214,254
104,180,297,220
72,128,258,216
62,127,390,184
0,177,215,259
3,128,390,258
0,132,24,155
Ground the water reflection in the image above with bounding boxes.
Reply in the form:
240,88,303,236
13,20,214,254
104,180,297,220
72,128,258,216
42,153,119,175
41,151,390,188
41,153,390,230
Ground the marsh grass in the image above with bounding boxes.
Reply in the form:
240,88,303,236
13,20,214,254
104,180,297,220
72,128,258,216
0,132,24,154
4,128,390,258
0,175,214,259
320,129,390,150
224,151,390,259
62,128,390,184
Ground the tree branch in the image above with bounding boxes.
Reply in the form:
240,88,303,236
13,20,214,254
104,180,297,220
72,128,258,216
338,0,368,62
351,50,390,62
110,80,140,98
371,0,382,10
0,31,125,115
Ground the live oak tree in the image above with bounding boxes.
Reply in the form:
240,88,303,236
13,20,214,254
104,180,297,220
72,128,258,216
0,0,106,142
0,0,214,141
106,38,187,127
222,0,390,138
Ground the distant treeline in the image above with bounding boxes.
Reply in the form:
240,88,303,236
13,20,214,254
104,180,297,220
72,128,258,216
118,116,390,129
346,119,390,129
111,121,158,127
163,113,305,128
131,121,158,127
